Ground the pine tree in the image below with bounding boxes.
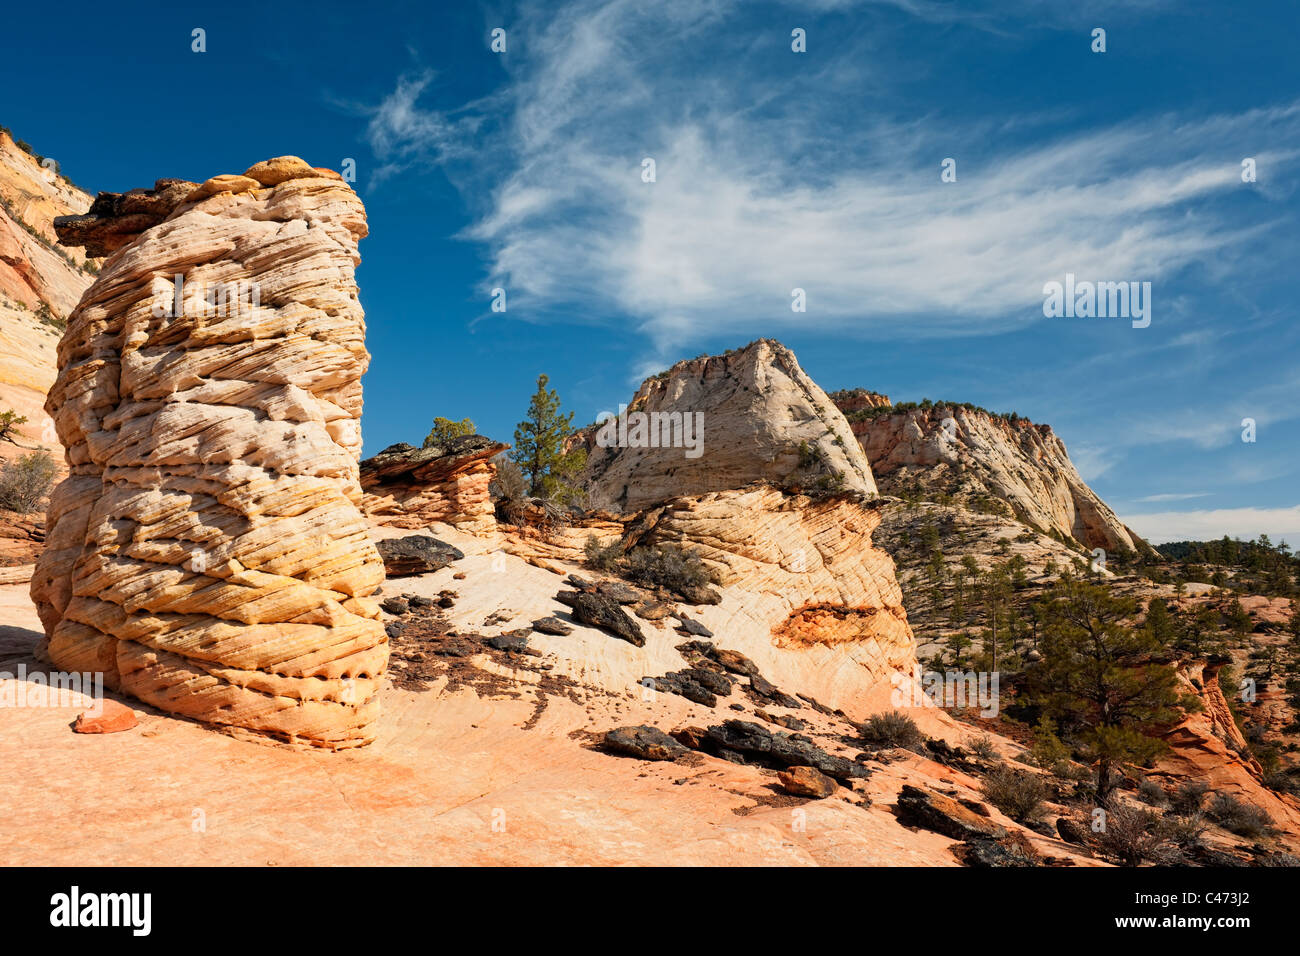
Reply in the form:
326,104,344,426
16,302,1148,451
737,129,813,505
0,409,28,443
1225,599,1253,638
1143,597,1176,646
1025,578,1190,802
511,374,586,502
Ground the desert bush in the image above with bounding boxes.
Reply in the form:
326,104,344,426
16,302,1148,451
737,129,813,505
622,543,718,594
35,302,65,330
1095,800,1172,866
1137,777,1170,808
1263,770,1298,795
859,711,924,750
0,451,57,513
980,764,1047,823
969,733,997,760
1206,792,1274,837
1169,780,1208,816
583,535,624,573
490,455,528,524
1159,811,1208,854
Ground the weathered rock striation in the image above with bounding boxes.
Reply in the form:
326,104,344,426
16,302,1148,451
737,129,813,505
565,340,915,692
578,339,877,513
625,488,913,675
31,156,387,749
834,394,1145,554
360,435,506,534
0,130,97,453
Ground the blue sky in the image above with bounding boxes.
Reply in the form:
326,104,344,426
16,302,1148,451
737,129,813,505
3,0,1298,543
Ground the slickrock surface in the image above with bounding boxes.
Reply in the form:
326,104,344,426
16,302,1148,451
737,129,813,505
30,156,387,749
0,130,96,453
506,486,915,696
0,525,1105,866
836,396,1144,553
360,436,507,534
635,487,913,681
579,339,877,513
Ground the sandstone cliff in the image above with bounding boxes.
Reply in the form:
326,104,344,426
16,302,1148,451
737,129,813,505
0,129,96,452
31,156,387,749
571,340,914,691
1153,660,1300,839
579,339,877,513
834,392,1145,554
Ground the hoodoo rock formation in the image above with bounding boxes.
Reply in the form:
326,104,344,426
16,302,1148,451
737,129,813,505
833,392,1145,553
360,435,507,535
578,339,877,513
31,156,387,749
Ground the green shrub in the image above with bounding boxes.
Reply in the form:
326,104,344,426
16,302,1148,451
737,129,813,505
860,711,924,749
1207,792,1274,837
622,543,718,594
0,451,57,513
1137,777,1169,808
0,409,29,443
1159,811,1207,853
980,764,1047,822
1026,717,1071,770
1095,800,1171,867
584,535,624,573
1169,780,1208,815
490,454,528,525
422,416,476,448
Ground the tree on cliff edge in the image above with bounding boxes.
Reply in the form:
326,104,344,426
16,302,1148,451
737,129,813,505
1024,577,1192,803
512,374,586,503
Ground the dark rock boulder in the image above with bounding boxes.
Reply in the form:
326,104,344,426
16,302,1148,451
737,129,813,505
1055,816,1091,847
376,535,465,576
486,631,530,653
695,720,870,783
674,615,714,638
603,726,687,761
570,592,645,647
894,785,1006,841
955,831,1042,867
748,674,803,709
685,667,733,697
717,649,760,677
676,583,722,606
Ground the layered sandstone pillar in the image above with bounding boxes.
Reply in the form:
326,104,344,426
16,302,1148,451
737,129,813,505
32,157,387,749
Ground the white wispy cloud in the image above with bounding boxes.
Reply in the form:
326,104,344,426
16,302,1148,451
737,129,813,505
361,70,490,185
359,0,1300,363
